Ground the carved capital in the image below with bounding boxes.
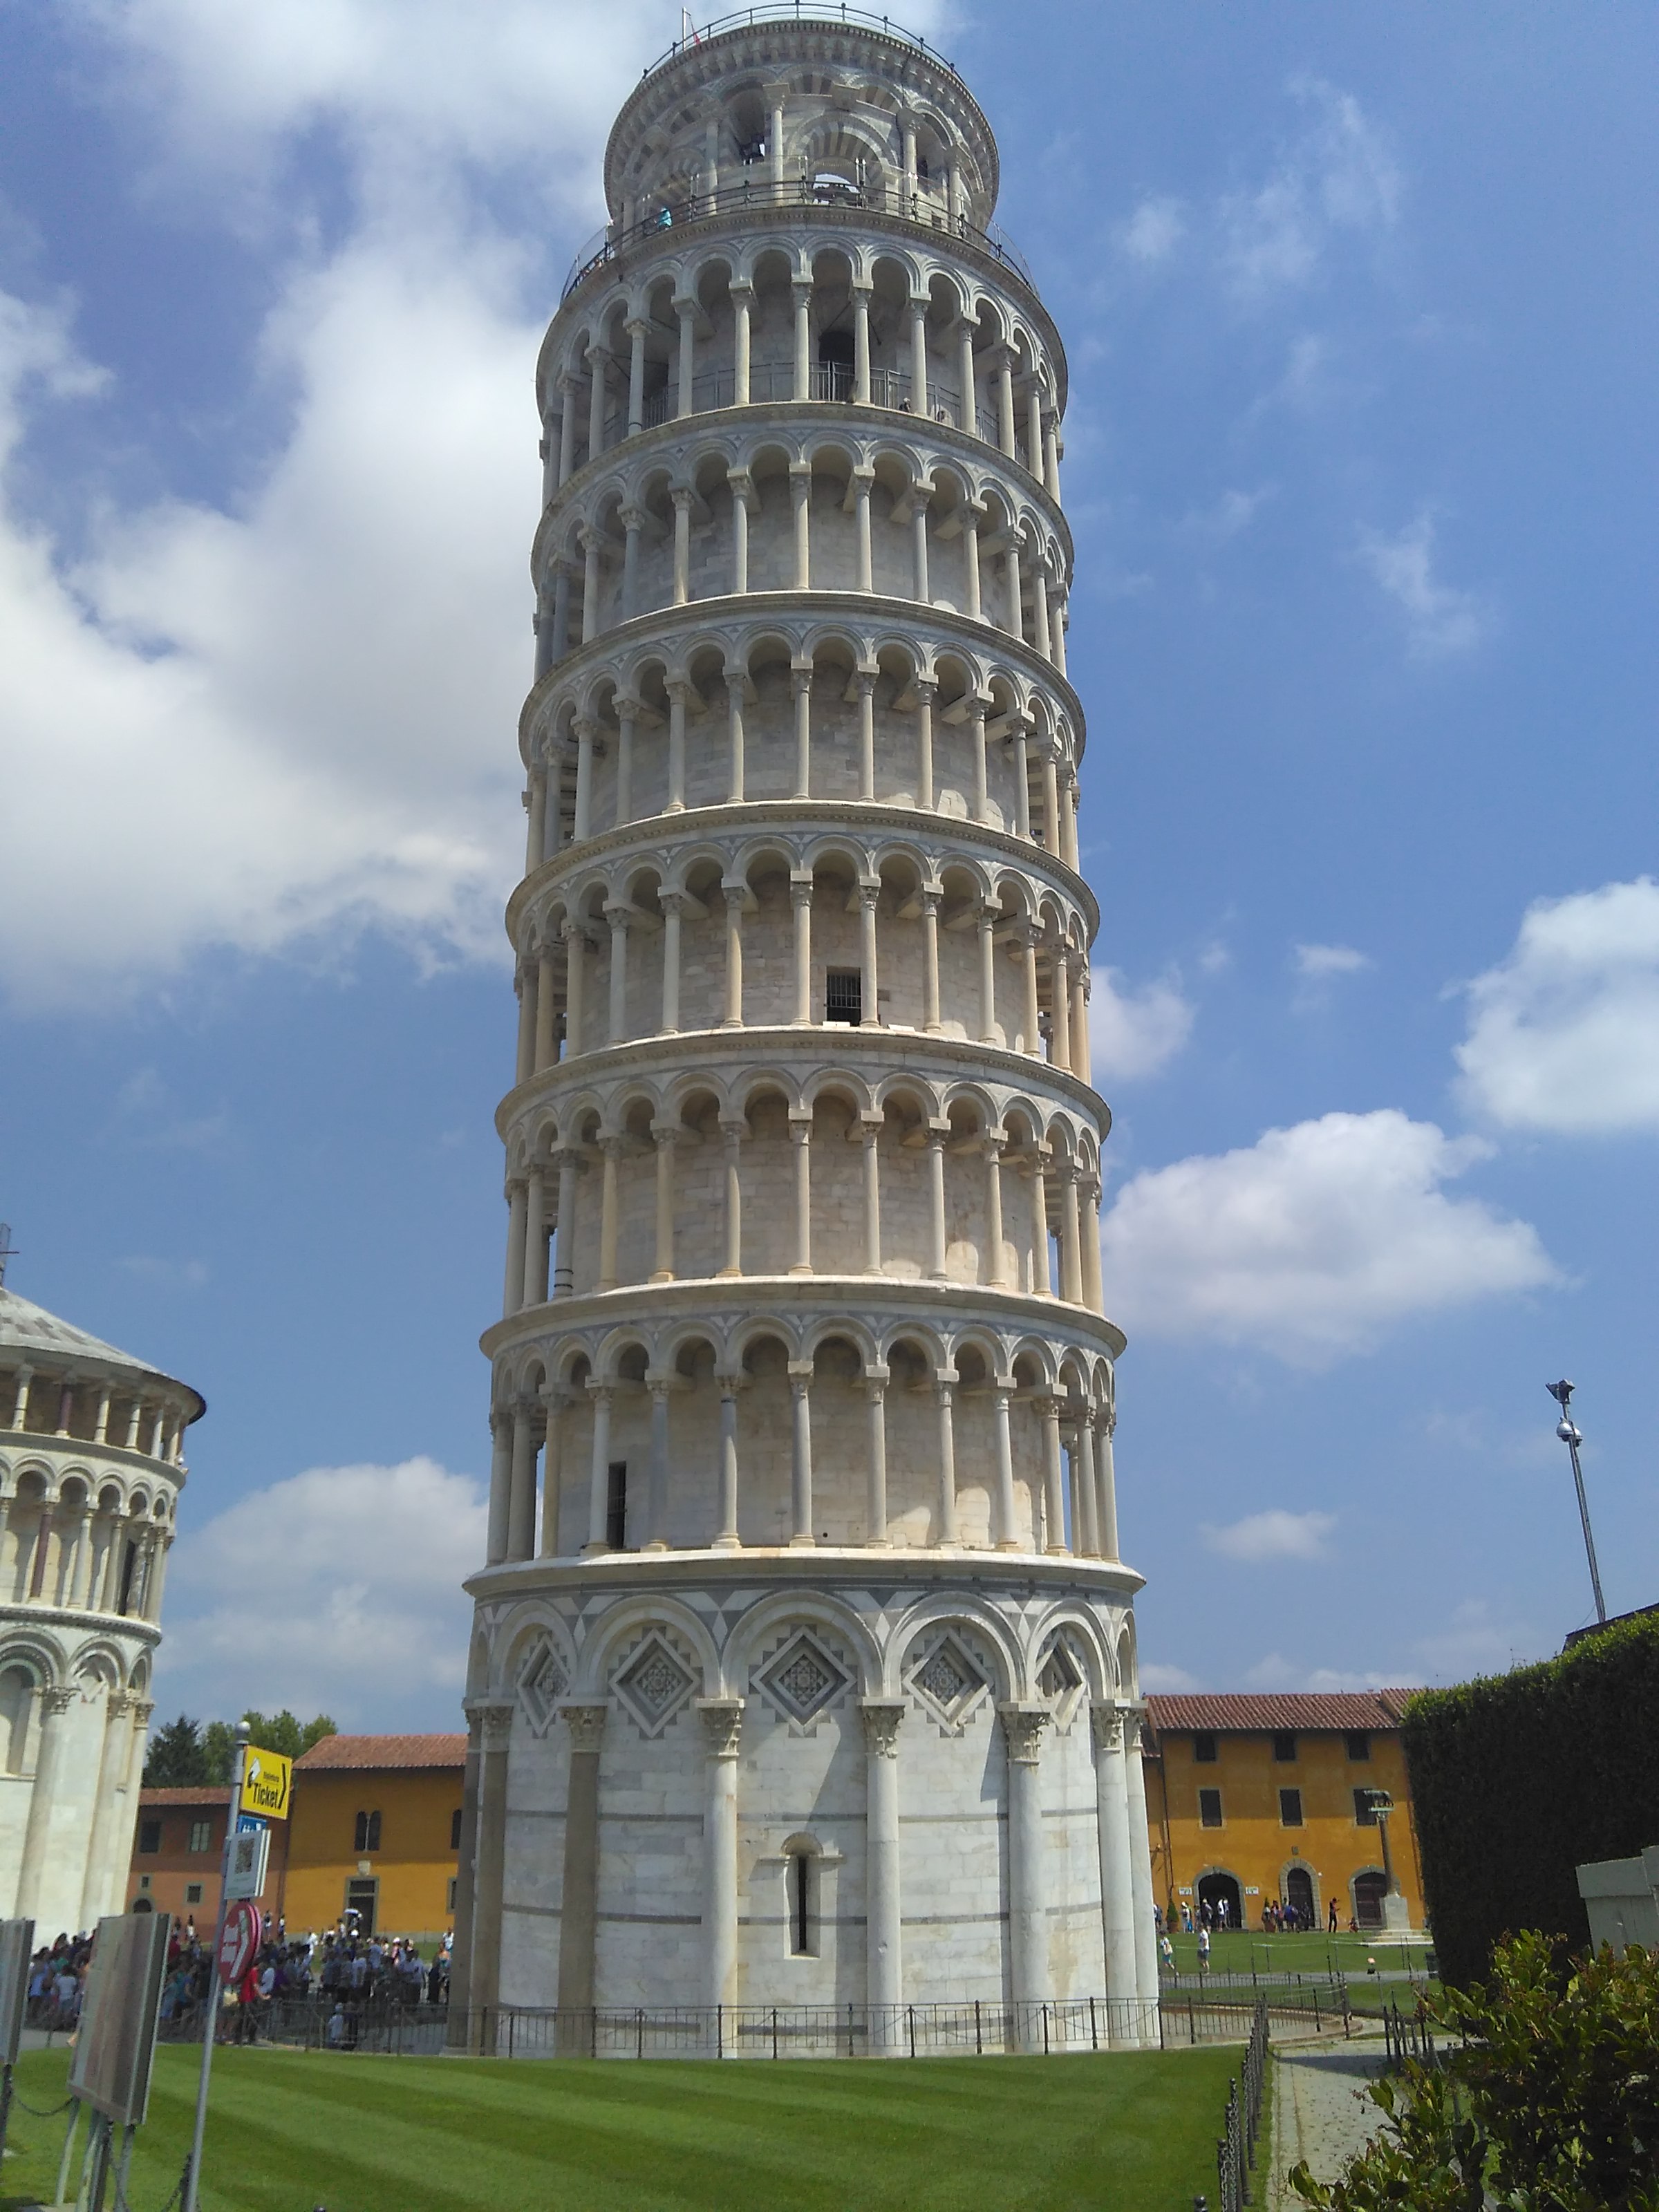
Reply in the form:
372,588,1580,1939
859,1700,906,1759
561,1702,608,1755
129,1698,155,1727
41,1685,77,1718
695,1696,743,1760
998,1701,1049,1765
1089,1703,1124,1754
478,1703,514,1746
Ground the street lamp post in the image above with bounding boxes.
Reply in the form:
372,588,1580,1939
1546,1380,1607,1627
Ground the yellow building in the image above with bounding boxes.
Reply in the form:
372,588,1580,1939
1143,1693,1425,1933
276,1734,465,1940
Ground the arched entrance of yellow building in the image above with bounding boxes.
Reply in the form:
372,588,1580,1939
1353,1870,1389,1929
1283,1864,1315,1928
1197,1869,1243,1929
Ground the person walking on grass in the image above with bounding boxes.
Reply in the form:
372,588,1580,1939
1159,1931,1174,1976
1197,1924,1210,1976
1329,1897,1340,1934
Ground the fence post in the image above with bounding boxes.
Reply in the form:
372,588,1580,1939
1189,1993,1197,2045
1042,2003,1050,2054
637,2007,644,2061
908,2005,916,2059
975,1998,982,2056
717,2003,724,2061
771,2007,778,2061
1089,1995,1098,2050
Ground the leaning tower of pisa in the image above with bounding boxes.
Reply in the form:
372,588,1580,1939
453,8,1159,2052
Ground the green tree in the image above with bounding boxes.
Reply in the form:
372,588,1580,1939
1289,1933,1659,2211
200,1710,337,1784
142,1714,207,1787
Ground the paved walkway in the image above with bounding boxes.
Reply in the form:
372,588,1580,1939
1267,2033,1390,2207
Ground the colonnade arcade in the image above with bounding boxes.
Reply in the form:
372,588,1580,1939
525,613,1080,858
485,1310,1118,1566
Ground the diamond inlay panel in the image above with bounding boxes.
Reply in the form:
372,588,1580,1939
908,1634,990,1734
614,1633,696,1738
758,1631,851,1726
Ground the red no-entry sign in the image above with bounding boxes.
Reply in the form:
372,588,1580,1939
217,1900,260,1987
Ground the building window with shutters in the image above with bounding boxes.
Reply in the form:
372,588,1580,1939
138,1819,161,1854
1198,1788,1224,1828
354,1808,382,1853
1346,1732,1371,1761
1353,1787,1378,1826
450,1808,463,1850
1279,1788,1304,1827
188,1819,212,1853
1193,1732,1218,1763
185,1882,203,1905
1273,1732,1297,1763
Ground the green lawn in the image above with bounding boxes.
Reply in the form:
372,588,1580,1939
1162,1929,1434,1981
3,2040,1241,2212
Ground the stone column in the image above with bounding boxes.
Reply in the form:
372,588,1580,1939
1011,722,1032,839
721,884,745,1024
914,679,936,810
1004,539,1022,639
1040,1397,1067,1553
1075,1414,1102,1559
858,881,881,1026
552,1147,581,1297
145,1530,172,1623
1092,1705,1141,2038
556,374,579,486
523,767,546,874
540,1393,565,1555
7,1368,28,1429
1029,1145,1051,1295
956,319,977,433
730,470,751,592
910,491,930,603
924,1125,948,1279
514,968,535,1085
1041,741,1062,856
1049,945,1071,1068
789,1117,813,1273
983,1132,1008,1285
658,892,685,1032
970,702,990,821
991,1385,1019,1550
645,1377,672,1549
908,297,929,415
15,1684,77,1920
859,1118,883,1273
1122,1707,1160,2005
933,1378,959,1545
790,874,814,1022
976,906,998,1040
507,1404,538,1562
1058,1161,1084,1306
787,1366,814,1546
468,1703,514,2029
852,285,872,404
502,1181,528,1320
696,1699,744,2013
1026,380,1044,482
996,352,1017,458
675,299,697,417
665,679,688,810
579,531,603,644
585,343,608,465
614,699,637,824
671,488,693,605
534,948,557,1072
556,1703,608,2036
584,1384,614,1552
597,1136,623,1291
445,1707,485,2045
626,317,648,434
790,462,812,588
651,1125,678,1281
718,1120,744,1277
562,918,588,1058
853,468,874,589
861,1700,905,2045
724,672,747,800
1096,1416,1121,1564
550,563,572,665
791,664,814,796
855,671,878,800
68,1508,95,1609
1000,1703,1051,2034
77,1689,135,1924
921,890,941,1031
731,283,752,404
1045,413,1062,501
485,1413,512,1564
792,281,812,400
606,906,631,1045
1071,959,1091,1080
962,502,983,619
522,1168,547,1309
864,1370,889,1544
714,1378,741,1549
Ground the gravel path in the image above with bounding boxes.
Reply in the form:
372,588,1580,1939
1267,2033,1390,2206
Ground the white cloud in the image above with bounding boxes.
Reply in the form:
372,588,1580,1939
156,1456,486,1727
1098,1108,1557,1365
1221,79,1399,302
1140,1660,1202,1693
1356,509,1495,659
1116,196,1185,264
115,1255,209,1288
1089,967,1194,1083
1295,943,1370,980
1202,1508,1336,1562
1455,879,1659,1134
1244,1653,1396,1691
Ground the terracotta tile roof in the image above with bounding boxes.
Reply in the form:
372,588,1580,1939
294,1733,467,1772
1144,1691,1419,1738
139,1786,227,1806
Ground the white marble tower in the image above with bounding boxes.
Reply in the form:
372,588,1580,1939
0,1284,197,1933
455,8,1158,2050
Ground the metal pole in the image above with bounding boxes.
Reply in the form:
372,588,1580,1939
1548,1380,1607,1624
184,1722,250,2212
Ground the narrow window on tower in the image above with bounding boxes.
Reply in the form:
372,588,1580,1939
788,1850,815,1956
825,969,862,1024
606,1462,628,1550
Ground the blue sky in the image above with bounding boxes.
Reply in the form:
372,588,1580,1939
2,1,1656,1727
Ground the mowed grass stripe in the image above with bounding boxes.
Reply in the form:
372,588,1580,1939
6,2038,1239,2212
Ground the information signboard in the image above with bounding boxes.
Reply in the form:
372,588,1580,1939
216,1901,260,1988
238,1749,292,1821
224,1824,270,1902
68,1913,171,2128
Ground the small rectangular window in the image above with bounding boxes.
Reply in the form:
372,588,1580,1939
825,968,862,1024
354,1809,382,1854
450,1808,463,1852
1353,1787,1378,1826
1193,1732,1218,1763
188,1819,212,1854
606,1461,628,1550
1280,1788,1304,1828
138,1819,161,1854
185,1882,203,1905
789,1853,814,1956
1273,1732,1297,1763
1346,1732,1371,1762
447,1877,458,1913
1198,1788,1223,1828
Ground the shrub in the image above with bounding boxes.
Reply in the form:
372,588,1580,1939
1288,1931,1659,2211
1402,1611,1659,1987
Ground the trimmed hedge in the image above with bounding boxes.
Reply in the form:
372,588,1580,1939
1402,1611,1659,1988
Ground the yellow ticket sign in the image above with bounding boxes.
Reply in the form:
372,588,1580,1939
239,1749,292,1821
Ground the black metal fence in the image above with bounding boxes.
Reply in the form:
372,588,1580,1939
1380,1996,1442,2073
1206,1998,1270,2212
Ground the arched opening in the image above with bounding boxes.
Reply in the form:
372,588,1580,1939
0,1666,33,1774
1197,1870,1243,1931
1353,1871,1389,1930
1283,1865,1315,1929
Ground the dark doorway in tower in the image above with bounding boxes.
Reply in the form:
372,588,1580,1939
1284,1865,1315,1928
818,326,854,402
825,968,861,1024
606,1461,628,1549
1197,1871,1242,1929
1353,1871,1389,1929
